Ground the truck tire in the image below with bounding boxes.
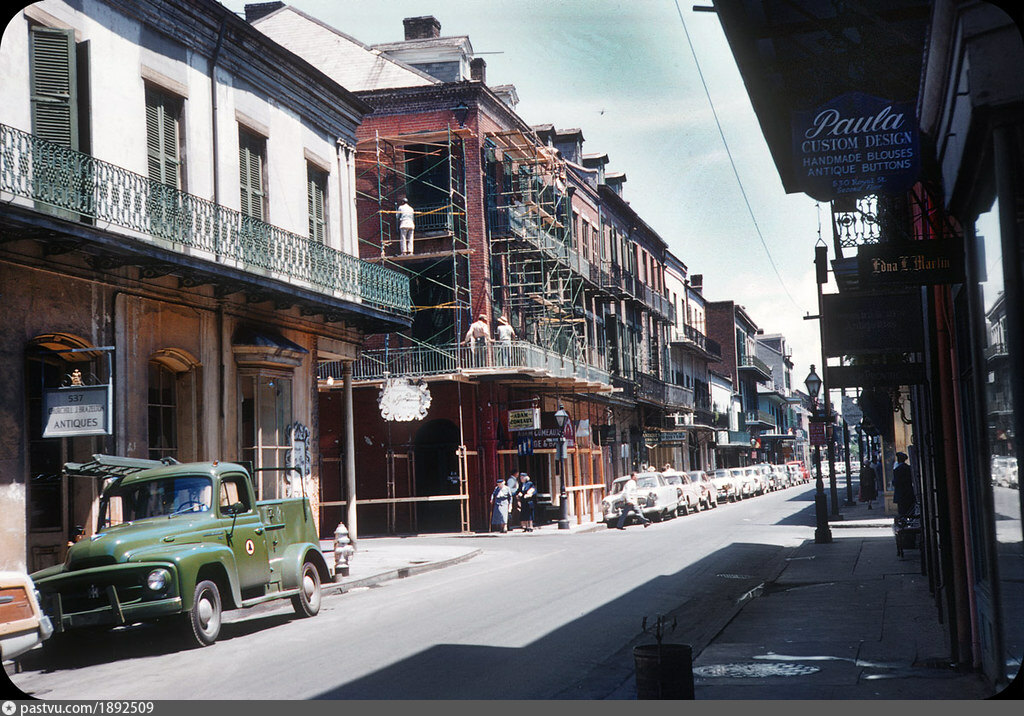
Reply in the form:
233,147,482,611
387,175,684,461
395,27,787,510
188,580,222,646
291,561,321,618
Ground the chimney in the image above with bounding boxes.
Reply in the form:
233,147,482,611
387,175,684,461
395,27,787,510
403,16,441,40
470,57,486,83
245,2,284,23
690,274,703,292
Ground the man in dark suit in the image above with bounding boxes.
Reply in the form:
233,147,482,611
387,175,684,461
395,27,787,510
892,451,915,516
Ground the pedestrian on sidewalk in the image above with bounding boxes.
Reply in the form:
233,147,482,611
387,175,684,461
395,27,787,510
859,458,878,509
517,472,536,532
490,477,512,533
616,472,652,530
893,451,915,516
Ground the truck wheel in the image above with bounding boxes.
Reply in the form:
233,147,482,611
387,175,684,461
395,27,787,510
188,580,222,646
291,561,321,618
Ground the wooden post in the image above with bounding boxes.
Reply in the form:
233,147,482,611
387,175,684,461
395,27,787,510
572,445,582,524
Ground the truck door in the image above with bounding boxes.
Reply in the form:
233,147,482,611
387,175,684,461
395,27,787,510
219,474,270,590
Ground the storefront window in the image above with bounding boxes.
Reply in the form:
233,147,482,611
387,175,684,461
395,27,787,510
976,199,1022,683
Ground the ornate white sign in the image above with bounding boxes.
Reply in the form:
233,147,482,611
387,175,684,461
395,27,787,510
378,377,432,421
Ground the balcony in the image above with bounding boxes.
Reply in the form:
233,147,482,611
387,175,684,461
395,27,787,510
673,324,723,361
739,354,772,380
985,342,1009,362
744,409,776,430
635,373,694,410
320,340,611,388
0,124,411,319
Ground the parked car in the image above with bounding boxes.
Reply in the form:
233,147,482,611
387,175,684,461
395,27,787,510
731,467,755,498
991,455,1018,489
770,464,791,488
661,470,701,515
686,470,719,509
744,466,767,496
1,571,53,663
786,460,811,483
754,464,778,491
601,472,680,526
711,468,742,503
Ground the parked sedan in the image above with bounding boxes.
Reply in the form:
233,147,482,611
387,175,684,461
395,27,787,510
731,467,755,498
1,571,53,664
662,470,701,515
711,468,741,503
601,472,680,526
743,466,767,496
686,470,719,509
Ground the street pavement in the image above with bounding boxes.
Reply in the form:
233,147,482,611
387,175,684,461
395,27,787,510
302,494,1005,700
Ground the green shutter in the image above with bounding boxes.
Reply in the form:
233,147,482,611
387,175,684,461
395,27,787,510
145,88,180,188
307,166,326,243
239,130,265,220
30,26,77,150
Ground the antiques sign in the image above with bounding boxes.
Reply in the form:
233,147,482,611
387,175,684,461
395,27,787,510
43,385,111,438
792,92,920,201
822,291,924,356
858,238,965,287
378,377,432,421
508,408,540,431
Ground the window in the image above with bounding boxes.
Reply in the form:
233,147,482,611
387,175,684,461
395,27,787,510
238,128,266,221
307,164,328,243
145,87,183,189
148,362,177,461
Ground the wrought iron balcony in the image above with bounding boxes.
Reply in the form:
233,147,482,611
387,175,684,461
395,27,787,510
0,124,410,316
693,407,715,428
984,342,1009,362
739,354,772,380
672,324,722,361
743,409,776,429
320,340,611,386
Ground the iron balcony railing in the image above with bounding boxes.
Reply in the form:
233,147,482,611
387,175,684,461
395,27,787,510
0,123,410,315
672,324,722,360
693,407,715,427
319,340,611,385
744,409,776,428
984,342,1009,361
636,373,694,409
739,354,772,378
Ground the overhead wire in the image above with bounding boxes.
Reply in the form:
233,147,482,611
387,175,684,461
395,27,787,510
674,0,808,314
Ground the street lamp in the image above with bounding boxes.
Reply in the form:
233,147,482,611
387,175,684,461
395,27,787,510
554,404,571,530
804,365,832,544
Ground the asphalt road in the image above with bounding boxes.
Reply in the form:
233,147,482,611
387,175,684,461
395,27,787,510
10,483,820,700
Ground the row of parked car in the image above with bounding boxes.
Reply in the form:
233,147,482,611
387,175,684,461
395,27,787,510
600,461,812,527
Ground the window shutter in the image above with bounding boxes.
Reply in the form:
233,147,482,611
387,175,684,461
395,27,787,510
239,131,265,220
307,167,326,243
145,89,180,188
30,26,77,150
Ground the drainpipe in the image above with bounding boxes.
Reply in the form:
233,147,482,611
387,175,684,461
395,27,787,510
210,16,227,213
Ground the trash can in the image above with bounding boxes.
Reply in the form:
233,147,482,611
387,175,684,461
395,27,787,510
633,643,694,699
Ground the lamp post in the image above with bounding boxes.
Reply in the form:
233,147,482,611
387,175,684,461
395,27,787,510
805,365,832,544
554,404,571,530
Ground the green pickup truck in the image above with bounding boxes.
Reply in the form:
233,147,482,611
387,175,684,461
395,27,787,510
32,455,330,647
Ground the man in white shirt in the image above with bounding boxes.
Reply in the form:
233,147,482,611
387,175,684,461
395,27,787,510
397,197,415,255
616,471,652,529
463,314,491,366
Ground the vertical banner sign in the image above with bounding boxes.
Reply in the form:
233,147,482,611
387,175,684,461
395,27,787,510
792,92,920,201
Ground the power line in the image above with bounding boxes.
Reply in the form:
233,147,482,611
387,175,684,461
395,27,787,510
674,0,807,314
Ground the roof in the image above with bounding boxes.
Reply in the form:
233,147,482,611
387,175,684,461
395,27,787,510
250,6,437,92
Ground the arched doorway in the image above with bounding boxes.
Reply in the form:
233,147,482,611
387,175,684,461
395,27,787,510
24,333,105,570
413,419,461,532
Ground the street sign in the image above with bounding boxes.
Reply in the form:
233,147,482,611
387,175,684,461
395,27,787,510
809,422,827,446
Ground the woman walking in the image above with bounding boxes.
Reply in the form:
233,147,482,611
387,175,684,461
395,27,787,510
490,477,512,533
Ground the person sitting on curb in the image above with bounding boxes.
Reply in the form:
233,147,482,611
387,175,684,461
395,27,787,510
616,472,652,530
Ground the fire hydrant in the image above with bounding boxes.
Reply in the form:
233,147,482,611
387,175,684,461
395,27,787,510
333,523,354,580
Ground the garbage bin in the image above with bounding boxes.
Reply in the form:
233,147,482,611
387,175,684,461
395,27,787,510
633,643,694,699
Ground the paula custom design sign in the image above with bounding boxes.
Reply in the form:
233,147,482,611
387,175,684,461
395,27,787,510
792,92,920,201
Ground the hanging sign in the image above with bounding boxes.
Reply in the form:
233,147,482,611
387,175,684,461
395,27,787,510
826,363,926,389
378,377,432,421
508,408,540,431
822,291,924,356
857,238,965,287
792,92,920,201
43,385,111,438
809,422,827,447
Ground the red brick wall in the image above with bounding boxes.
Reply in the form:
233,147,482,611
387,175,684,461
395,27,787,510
706,301,738,386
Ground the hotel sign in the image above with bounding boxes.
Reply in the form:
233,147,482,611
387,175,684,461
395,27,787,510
858,239,964,287
792,92,920,201
43,385,111,438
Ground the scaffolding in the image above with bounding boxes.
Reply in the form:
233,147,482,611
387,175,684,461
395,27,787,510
352,126,477,531
485,129,587,364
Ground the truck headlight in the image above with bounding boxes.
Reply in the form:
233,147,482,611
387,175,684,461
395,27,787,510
147,568,170,592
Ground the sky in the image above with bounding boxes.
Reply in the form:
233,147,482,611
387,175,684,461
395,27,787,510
222,0,827,393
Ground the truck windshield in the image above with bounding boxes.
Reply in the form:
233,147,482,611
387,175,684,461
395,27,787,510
100,475,213,528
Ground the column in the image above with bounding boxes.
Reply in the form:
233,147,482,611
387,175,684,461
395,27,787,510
343,361,358,547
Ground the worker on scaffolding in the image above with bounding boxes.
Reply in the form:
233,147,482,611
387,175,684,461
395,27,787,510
463,313,491,367
496,315,515,366
397,196,415,255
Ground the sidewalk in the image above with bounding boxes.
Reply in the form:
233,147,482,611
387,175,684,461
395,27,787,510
688,497,995,700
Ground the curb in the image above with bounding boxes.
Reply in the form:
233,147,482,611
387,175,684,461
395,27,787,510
324,548,483,595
